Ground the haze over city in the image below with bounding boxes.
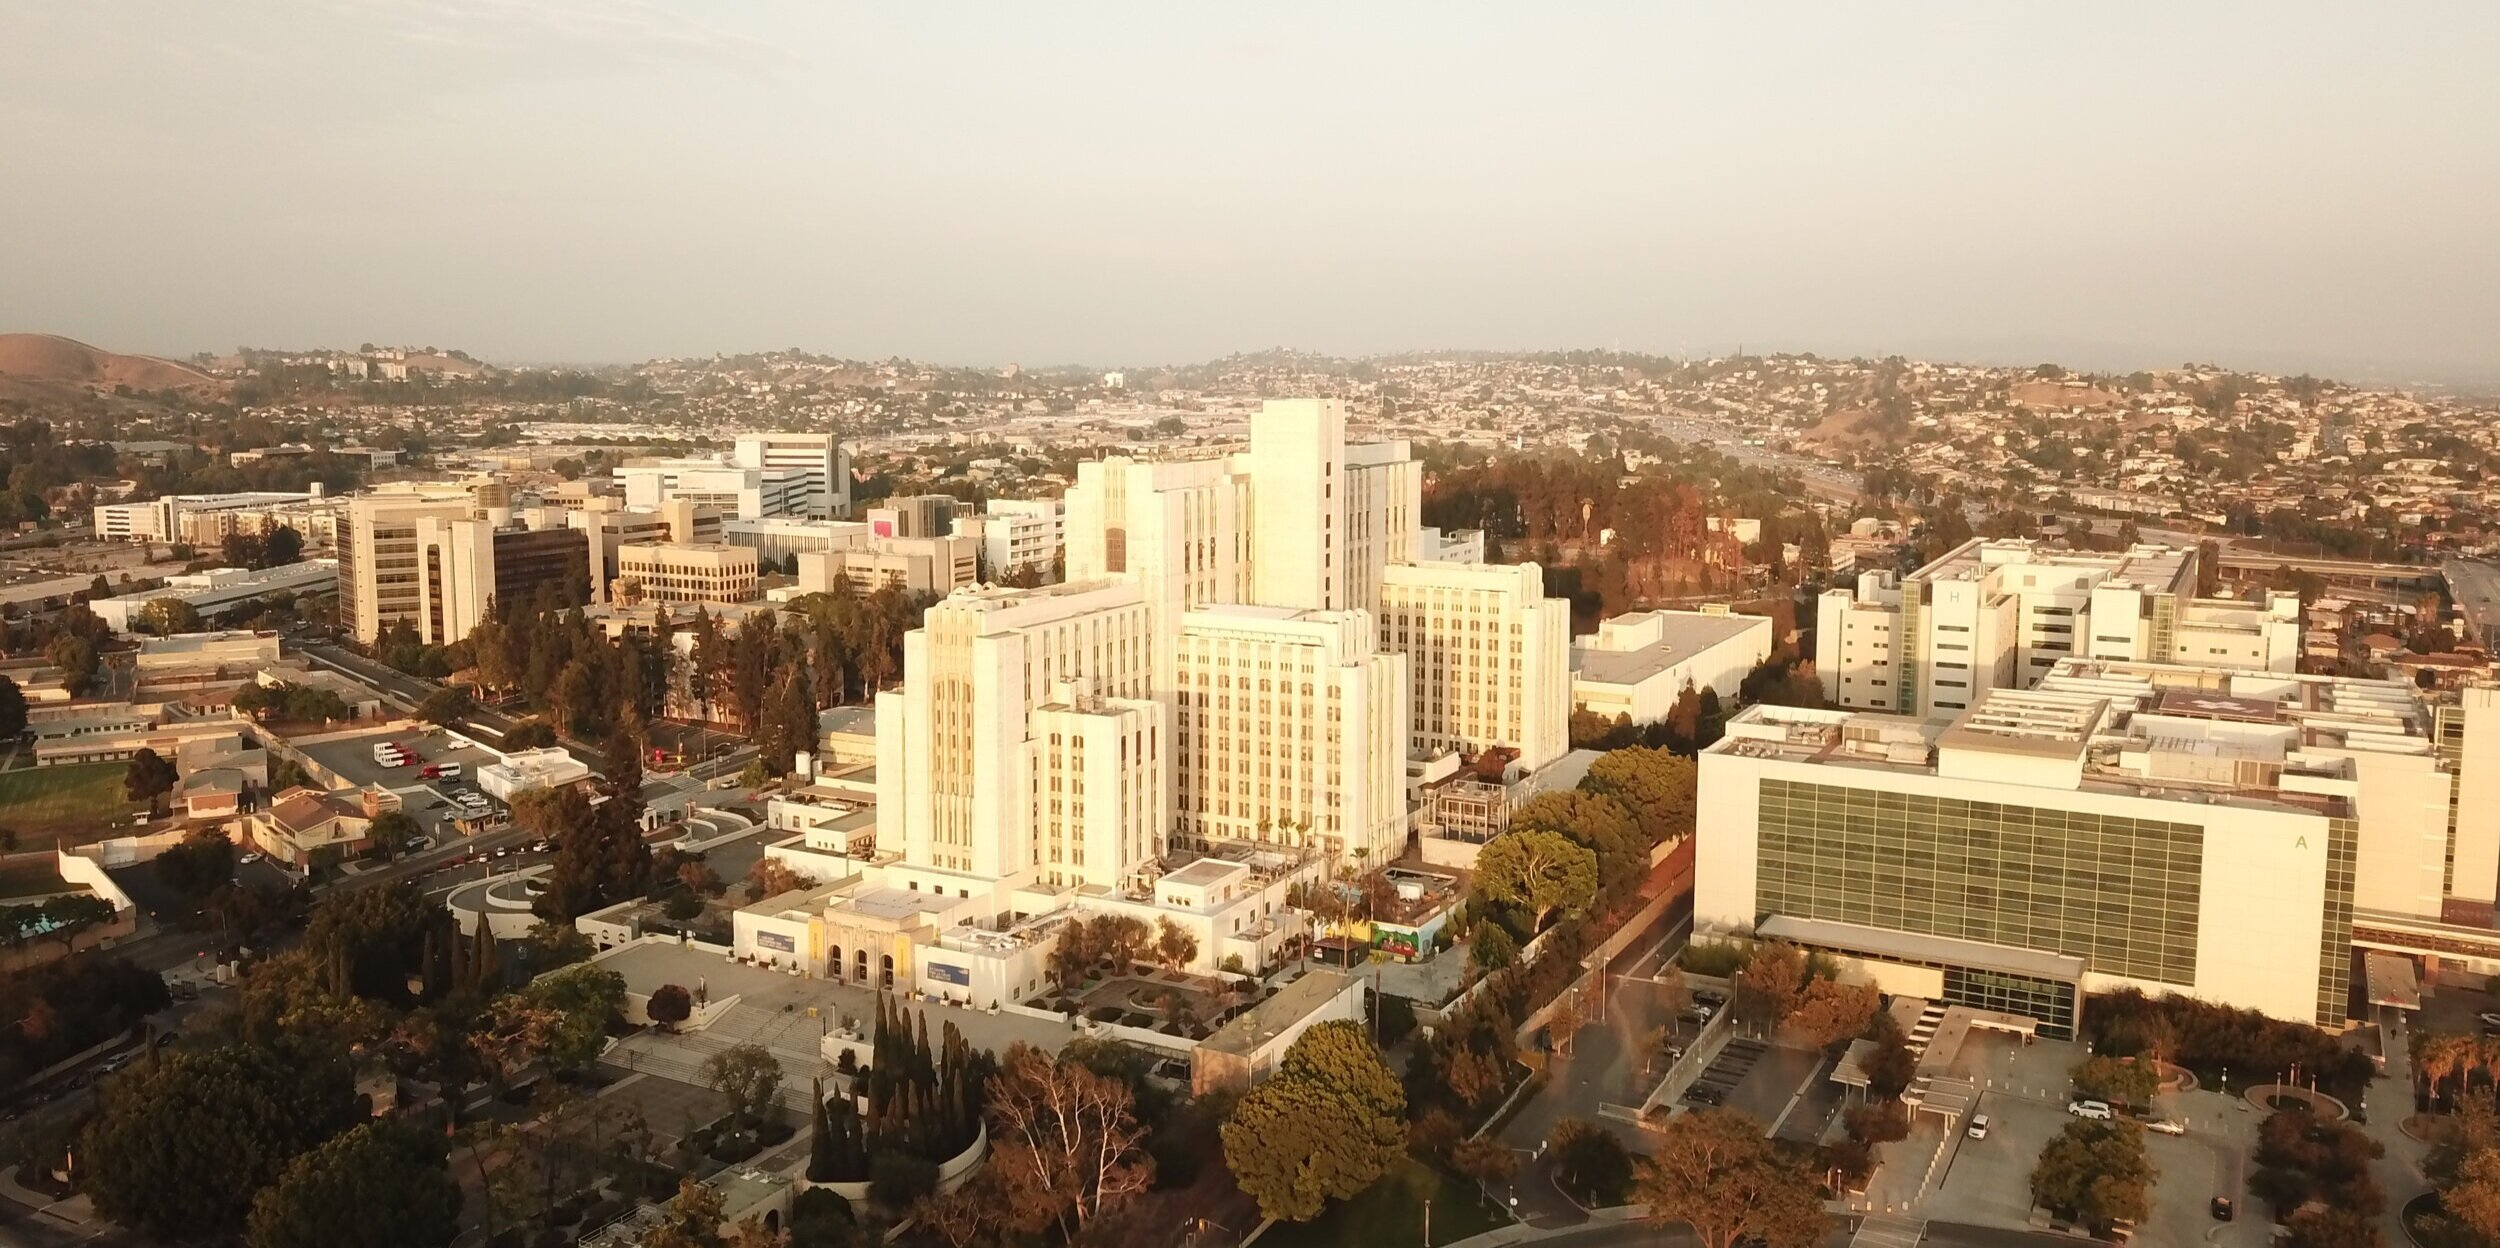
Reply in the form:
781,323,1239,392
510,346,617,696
13,8,2500,1248
5,2,2499,378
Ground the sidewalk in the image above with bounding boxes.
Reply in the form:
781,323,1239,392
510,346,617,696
1439,1204,1650,1248
0,1165,98,1233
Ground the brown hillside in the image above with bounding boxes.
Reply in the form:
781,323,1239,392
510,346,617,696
2009,380,2119,409
0,333,227,400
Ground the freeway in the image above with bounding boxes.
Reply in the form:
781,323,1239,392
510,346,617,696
1442,1216,2083,1248
2446,558,2500,650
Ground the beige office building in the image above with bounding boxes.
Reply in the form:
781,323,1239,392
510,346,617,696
1029,685,1169,892
795,534,979,597
1816,539,2302,718
615,542,760,605
1171,605,1410,864
1377,560,1571,774
339,492,589,644
1063,398,1424,684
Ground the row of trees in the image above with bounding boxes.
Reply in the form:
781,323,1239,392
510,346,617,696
0,953,167,1088
1045,912,1199,989
2084,987,2376,1100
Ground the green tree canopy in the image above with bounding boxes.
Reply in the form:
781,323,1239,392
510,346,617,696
1635,1108,1832,1248
703,1041,785,1126
140,597,205,636
415,684,474,725
1578,745,1697,846
245,1119,459,1248
1220,1020,1407,1222
1472,828,1597,930
123,747,180,815
520,962,627,1071
0,672,26,739
81,1042,363,1243
1509,788,1641,865
303,882,436,1002
2029,1119,2154,1235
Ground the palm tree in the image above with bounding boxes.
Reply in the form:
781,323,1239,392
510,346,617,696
2415,1032,2474,1110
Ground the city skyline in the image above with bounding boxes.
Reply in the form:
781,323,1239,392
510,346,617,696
4,3,2498,380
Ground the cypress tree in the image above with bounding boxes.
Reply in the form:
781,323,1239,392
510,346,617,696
806,1077,832,1182
913,1011,934,1087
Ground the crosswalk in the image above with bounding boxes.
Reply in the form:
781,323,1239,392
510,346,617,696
1849,1212,1927,1247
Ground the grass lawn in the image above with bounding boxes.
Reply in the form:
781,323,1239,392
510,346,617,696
0,763,146,847
1257,1155,1511,1248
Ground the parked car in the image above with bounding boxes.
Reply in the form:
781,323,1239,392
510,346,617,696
2068,1099,2114,1120
2147,1119,2186,1136
238,852,263,866
1966,1114,1991,1140
1687,1086,1725,1106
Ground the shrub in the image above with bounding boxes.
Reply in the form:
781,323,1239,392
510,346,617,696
1548,1117,1635,1206
2084,988,2375,1099
868,1151,939,1210
1678,938,1749,978
1844,1100,1909,1146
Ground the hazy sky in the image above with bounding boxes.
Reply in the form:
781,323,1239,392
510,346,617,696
4,3,2497,377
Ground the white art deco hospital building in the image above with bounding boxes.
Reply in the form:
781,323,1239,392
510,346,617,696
729,400,1581,1009
1696,656,2500,1036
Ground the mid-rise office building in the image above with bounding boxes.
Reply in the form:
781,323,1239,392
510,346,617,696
1571,606,1775,723
339,493,588,644
794,534,980,597
616,542,760,605
1697,657,2500,1033
957,499,1066,582
733,432,851,518
866,494,959,540
94,491,320,543
722,517,873,567
1377,561,1571,774
1815,539,2300,717
536,499,677,605
616,460,815,521
1029,683,1169,892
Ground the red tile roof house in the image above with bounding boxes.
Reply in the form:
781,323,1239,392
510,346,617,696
245,787,375,869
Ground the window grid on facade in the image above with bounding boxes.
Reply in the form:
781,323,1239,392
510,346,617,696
1754,778,2203,989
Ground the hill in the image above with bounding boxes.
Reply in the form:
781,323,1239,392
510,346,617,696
0,333,227,402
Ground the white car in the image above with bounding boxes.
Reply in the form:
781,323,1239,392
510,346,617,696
237,852,263,866
2067,1099,2114,1121
1966,1114,1991,1140
2147,1119,2186,1136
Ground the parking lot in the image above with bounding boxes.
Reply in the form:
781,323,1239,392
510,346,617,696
294,726,504,842
1681,1036,1766,1108
1923,1031,2281,1247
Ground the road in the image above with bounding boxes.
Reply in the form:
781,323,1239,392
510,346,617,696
1646,410,1866,503
1449,1216,2081,1248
